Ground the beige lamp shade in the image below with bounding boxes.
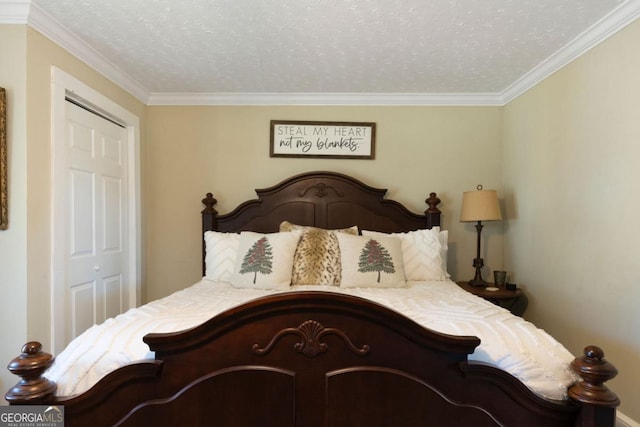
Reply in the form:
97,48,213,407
460,185,502,222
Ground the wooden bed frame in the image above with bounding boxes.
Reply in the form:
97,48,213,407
6,171,620,426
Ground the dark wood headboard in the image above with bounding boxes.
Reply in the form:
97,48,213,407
201,171,441,273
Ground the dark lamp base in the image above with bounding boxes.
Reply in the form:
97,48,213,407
468,278,489,287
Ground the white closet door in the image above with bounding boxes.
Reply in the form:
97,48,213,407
65,100,130,340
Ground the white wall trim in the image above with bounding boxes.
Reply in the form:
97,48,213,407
26,2,150,103
50,67,142,353
146,92,505,106
1,1,638,106
617,411,640,427
0,1,149,102
501,0,640,104
0,0,30,23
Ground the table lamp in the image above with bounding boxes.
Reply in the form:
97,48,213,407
460,185,502,286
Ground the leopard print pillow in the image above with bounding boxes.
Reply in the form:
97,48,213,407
280,221,358,286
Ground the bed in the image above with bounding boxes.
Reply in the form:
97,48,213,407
6,171,620,426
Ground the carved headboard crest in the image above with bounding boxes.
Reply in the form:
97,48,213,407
298,182,344,198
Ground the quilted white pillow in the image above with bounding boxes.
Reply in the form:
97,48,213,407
432,227,450,278
336,233,406,288
204,231,240,282
230,231,302,290
362,228,447,281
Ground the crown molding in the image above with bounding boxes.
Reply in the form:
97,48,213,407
500,0,640,104
2,0,639,106
0,0,30,23
0,1,150,103
147,92,504,106
27,2,151,103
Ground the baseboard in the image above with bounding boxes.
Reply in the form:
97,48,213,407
618,411,640,427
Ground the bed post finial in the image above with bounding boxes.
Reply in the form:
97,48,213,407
5,342,57,404
568,345,620,427
425,192,441,229
202,192,218,215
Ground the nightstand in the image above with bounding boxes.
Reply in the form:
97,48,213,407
456,281,527,316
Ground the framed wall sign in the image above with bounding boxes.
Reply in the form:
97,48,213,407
0,87,7,230
270,120,375,159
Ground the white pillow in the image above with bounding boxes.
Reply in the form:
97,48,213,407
432,227,450,278
336,233,407,288
230,231,302,289
204,231,240,282
362,228,448,281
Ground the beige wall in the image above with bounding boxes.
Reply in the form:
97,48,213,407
0,25,147,395
0,24,28,399
145,106,503,301
503,18,640,420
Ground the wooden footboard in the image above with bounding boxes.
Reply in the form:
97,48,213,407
6,172,620,425
6,292,618,427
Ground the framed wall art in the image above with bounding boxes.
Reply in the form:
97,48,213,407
0,87,7,230
270,120,375,159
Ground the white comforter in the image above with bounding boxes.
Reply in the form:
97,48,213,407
45,279,578,400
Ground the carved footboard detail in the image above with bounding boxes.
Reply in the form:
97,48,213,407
5,342,56,404
252,319,370,358
566,346,620,427
569,345,620,407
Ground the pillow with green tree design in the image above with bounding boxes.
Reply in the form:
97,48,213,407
230,231,302,289
335,233,406,288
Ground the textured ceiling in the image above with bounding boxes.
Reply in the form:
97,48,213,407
24,0,633,100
